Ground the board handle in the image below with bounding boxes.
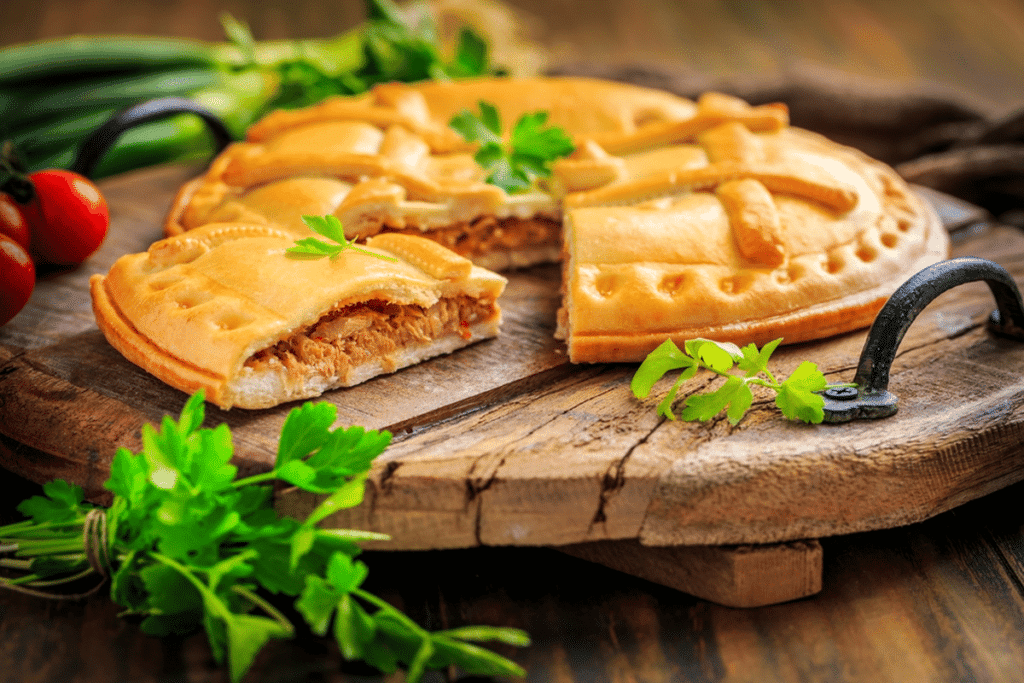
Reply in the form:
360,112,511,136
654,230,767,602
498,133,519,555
70,96,234,179
822,256,1024,422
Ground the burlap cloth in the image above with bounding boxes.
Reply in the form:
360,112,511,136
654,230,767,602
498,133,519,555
552,62,1024,227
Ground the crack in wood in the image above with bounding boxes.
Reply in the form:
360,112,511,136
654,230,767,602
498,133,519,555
466,456,507,502
377,460,401,495
591,423,660,526
463,371,629,544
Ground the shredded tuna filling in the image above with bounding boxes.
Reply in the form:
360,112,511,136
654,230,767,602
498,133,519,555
386,215,561,260
245,295,495,377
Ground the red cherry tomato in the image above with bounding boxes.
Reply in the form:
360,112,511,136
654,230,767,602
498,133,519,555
23,170,109,266
0,233,35,326
0,193,31,252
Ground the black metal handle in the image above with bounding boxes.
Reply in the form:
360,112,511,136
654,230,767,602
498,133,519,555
70,96,234,179
822,256,1024,423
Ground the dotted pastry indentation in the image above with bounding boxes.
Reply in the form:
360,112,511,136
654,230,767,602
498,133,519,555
174,289,213,309
719,272,755,295
773,264,804,286
856,245,878,263
212,310,253,331
595,274,619,297
658,273,689,295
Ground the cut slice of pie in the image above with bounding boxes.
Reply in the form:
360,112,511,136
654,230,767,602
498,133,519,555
90,227,506,409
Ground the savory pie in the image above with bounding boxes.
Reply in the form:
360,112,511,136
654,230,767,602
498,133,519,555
90,227,506,409
98,76,947,401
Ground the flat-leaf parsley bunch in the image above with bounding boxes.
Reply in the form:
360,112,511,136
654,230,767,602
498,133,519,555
448,100,575,193
0,392,528,682
631,338,845,425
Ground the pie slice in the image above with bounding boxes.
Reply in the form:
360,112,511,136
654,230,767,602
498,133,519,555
90,227,506,409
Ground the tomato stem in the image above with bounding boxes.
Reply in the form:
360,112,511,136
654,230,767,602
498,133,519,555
0,141,35,204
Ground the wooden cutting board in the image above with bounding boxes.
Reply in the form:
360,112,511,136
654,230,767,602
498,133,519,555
3,165,1024,607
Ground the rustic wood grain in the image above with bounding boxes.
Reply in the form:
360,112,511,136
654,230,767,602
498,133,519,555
4,170,1024,610
559,539,823,608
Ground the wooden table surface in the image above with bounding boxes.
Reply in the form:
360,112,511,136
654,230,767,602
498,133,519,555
3,2,1024,682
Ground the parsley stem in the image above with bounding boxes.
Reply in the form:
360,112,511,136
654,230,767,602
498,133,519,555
232,584,295,635
151,551,236,623
0,518,88,535
8,539,84,556
231,472,278,489
11,567,95,587
0,520,39,535
0,558,33,570
153,551,295,637
353,587,435,641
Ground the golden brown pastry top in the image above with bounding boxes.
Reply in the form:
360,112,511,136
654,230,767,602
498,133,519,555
94,225,506,384
557,120,949,360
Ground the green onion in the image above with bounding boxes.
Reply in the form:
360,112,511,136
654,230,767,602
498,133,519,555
0,0,499,178
0,36,224,87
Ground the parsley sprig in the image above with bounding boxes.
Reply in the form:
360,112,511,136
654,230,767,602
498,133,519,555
286,215,399,262
448,100,576,193
0,392,528,682
631,338,846,425
227,0,497,113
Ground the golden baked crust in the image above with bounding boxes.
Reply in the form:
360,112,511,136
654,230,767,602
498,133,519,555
556,118,949,362
90,227,506,409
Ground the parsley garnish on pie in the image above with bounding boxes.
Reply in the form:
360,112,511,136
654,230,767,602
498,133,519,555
286,215,399,261
448,100,575,193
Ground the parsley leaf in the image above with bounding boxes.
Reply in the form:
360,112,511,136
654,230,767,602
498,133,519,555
632,337,840,425
449,101,575,193
0,390,529,683
286,215,399,262
775,360,829,423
